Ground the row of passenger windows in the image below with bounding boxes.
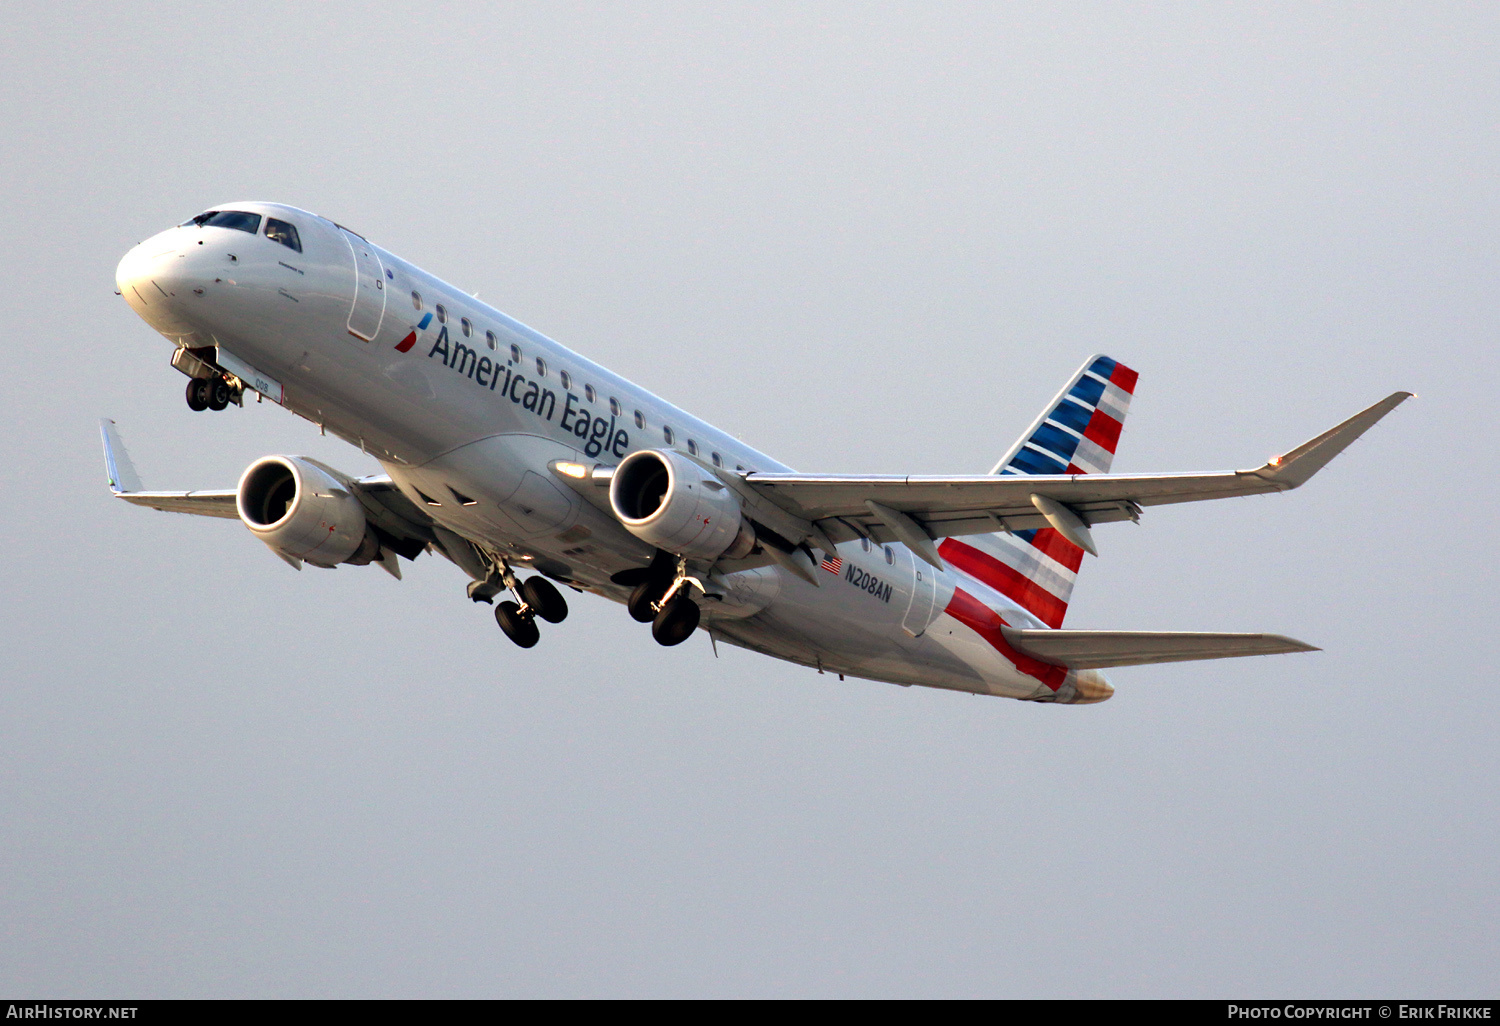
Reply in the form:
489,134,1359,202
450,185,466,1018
184,211,302,253
409,288,751,472
861,538,897,564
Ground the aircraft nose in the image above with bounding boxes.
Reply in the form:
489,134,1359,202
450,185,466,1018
117,232,181,301
117,231,199,332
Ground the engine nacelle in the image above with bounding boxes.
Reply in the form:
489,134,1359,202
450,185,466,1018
609,449,755,560
236,456,378,568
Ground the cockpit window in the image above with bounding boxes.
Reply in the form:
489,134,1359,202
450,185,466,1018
264,218,302,252
186,210,262,234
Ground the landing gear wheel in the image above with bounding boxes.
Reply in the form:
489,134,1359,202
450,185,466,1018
652,595,700,647
205,376,232,411
521,576,569,623
628,578,668,623
185,377,209,411
495,601,540,648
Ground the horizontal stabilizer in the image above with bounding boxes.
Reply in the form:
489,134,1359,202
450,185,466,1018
1001,628,1319,669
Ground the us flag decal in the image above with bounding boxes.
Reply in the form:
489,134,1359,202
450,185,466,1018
820,555,843,574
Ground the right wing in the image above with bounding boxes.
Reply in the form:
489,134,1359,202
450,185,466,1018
99,419,436,556
100,418,241,518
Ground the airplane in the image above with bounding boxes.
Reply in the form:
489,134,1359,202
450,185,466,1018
104,201,1410,705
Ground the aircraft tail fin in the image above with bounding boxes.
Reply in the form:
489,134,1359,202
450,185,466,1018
937,356,1138,628
989,354,1138,477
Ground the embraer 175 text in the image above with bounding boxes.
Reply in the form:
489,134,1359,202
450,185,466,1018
106,202,1409,704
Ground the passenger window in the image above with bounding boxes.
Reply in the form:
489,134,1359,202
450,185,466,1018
190,210,261,234
560,370,572,390
860,538,870,553
736,464,746,472
585,384,597,403
634,411,645,429
711,452,722,467
663,426,675,444
687,440,699,456
609,398,622,416
461,317,473,337
536,357,547,376
264,218,302,252
411,291,423,310
884,546,894,564
510,344,521,363
436,305,447,324
485,330,497,351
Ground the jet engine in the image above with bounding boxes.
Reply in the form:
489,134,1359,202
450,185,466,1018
609,449,755,560
236,456,380,567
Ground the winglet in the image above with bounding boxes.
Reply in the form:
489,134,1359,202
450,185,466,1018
99,419,143,494
1258,391,1413,489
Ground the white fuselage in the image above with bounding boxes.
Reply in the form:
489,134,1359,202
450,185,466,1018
116,201,1110,703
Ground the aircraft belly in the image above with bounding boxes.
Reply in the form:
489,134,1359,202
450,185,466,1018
384,432,654,582
747,559,991,693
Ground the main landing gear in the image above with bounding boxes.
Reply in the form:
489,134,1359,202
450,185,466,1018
185,375,235,412
622,552,702,647
483,568,569,649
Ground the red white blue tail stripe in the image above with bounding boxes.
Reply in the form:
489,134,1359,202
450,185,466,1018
945,354,1137,631
998,355,1138,477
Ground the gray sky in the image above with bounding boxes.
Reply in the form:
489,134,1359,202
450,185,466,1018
1,1,1495,997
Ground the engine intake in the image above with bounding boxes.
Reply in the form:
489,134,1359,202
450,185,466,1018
236,456,378,567
610,449,755,560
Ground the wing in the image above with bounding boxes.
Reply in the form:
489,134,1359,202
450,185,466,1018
739,392,1411,559
99,419,436,556
99,419,240,518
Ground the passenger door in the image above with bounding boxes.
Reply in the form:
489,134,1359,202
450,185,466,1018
341,228,386,341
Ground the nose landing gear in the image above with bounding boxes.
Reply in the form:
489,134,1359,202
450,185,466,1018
185,377,209,411
185,374,237,412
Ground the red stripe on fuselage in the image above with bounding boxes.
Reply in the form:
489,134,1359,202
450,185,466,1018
938,538,1069,628
944,587,1067,691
